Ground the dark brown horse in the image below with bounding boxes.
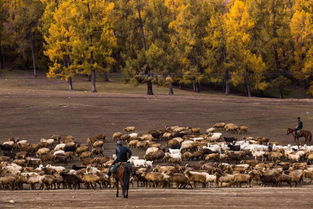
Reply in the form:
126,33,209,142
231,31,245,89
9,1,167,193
113,162,131,198
287,128,312,145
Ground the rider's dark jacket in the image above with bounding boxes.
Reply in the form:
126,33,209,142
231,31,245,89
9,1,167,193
115,145,132,163
296,120,303,130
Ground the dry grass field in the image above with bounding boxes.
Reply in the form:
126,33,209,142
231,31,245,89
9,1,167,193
1,71,313,208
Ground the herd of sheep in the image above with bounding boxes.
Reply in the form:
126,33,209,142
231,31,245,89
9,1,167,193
1,122,313,190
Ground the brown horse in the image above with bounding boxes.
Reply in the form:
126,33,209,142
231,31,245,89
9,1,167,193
287,128,312,145
113,162,131,198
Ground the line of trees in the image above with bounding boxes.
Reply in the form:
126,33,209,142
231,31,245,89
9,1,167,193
0,0,313,98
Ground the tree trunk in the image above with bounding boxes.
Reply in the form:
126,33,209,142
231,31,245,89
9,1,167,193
103,71,110,82
246,83,251,97
0,39,4,69
147,81,153,95
168,83,174,95
224,69,230,95
137,5,147,51
91,69,97,93
88,74,91,81
279,89,284,99
68,77,73,91
192,81,196,92
30,34,37,77
195,82,200,93
225,79,230,95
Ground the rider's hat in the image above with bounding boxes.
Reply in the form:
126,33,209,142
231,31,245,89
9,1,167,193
297,117,301,120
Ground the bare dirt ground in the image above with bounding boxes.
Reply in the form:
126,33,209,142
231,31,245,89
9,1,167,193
1,187,313,209
1,74,313,208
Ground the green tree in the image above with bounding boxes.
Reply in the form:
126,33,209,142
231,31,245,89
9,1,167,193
6,0,44,76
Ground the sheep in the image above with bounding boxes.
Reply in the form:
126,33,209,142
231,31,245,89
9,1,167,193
45,164,66,173
60,172,82,189
268,152,283,162
227,144,241,151
0,175,16,190
207,133,222,142
289,170,303,187
27,174,45,190
217,174,235,187
143,172,169,188
2,163,22,175
304,170,313,184
112,132,123,140
125,126,136,132
80,151,92,160
224,137,237,144
136,140,148,149
252,150,266,161
169,173,192,188
54,143,66,151
184,170,207,188
146,147,159,156
81,174,101,189
93,140,104,148
180,140,194,152
206,128,216,134
238,126,248,134
153,165,177,174
41,175,57,190
190,171,217,187
224,123,239,132
182,152,193,161
232,164,250,173
213,122,226,129
140,134,153,141
36,148,50,157
233,174,252,187
145,150,165,162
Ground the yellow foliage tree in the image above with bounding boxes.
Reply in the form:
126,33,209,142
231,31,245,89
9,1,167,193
224,0,267,97
290,1,313,94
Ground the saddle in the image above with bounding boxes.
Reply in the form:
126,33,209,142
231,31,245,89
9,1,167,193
110,162,132,174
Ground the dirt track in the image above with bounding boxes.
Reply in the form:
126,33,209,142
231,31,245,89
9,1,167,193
1,187,313,209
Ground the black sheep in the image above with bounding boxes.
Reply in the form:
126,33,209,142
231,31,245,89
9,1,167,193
227,144,241,151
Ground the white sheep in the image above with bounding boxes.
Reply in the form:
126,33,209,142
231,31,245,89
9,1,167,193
53,150,65,156
169,148,181,155
54,143,66,151
207,133,222,141
45,164,65,173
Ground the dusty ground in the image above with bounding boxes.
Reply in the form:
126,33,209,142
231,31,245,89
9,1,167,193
1,187,313,209
1,73,313,208
0,87,312,143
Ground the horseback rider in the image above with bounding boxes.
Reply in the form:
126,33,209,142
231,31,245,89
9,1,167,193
294,117,303,137
107,141,132,177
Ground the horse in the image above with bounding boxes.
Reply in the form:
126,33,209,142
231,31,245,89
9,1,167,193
113,162,131,198
287,128,312,145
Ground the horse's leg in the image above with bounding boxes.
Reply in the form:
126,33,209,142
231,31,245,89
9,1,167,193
116,180,119,197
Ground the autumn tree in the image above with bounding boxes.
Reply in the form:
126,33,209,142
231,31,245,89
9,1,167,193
43,0,116,92
290,0,313,95
5,0,43,76
204,0,230,95
224,0,267,97
168,0,213,93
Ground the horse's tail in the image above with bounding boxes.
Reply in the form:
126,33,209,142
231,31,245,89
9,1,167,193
123,165,130,190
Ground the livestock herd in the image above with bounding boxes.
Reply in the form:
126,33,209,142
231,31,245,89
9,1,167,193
1,122,313,191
